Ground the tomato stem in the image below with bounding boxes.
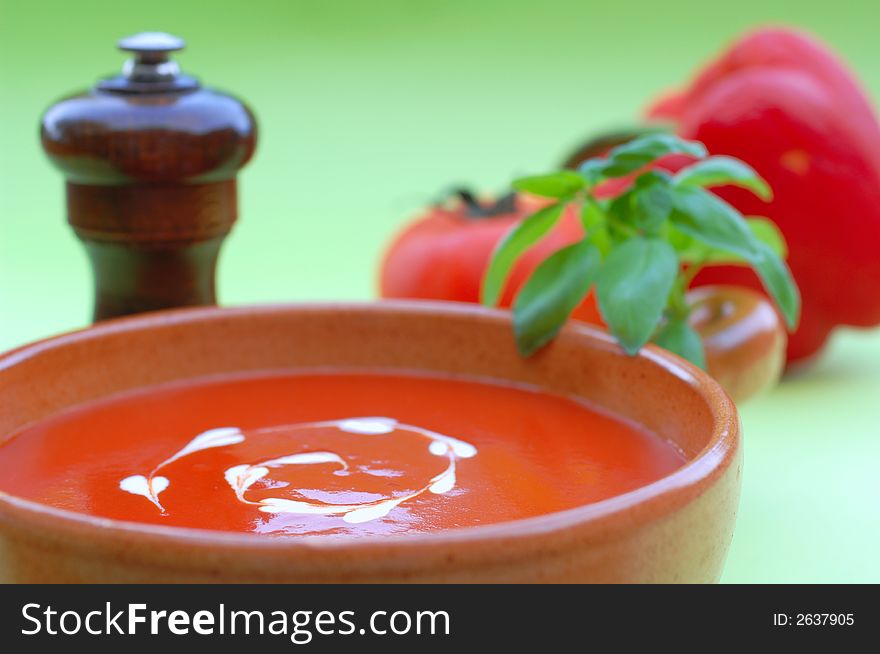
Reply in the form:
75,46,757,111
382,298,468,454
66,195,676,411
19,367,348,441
452,189,517,219
561,124,672,169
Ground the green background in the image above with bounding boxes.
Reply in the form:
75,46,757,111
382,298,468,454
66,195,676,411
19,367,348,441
1,0,878,582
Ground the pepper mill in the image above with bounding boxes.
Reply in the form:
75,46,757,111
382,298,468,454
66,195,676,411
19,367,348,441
40,32,257,321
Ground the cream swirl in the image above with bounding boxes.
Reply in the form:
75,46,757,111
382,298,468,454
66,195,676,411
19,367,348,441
119,417,477,524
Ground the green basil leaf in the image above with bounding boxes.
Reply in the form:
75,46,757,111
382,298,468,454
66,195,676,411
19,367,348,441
600,134,707,178
578,159,608,186
607,192,632,223
596,237,678,355
580,198,604,231
607,173,673,234
581,200,611,255
634,168,674,188
513,239,601,356
667,224,696,255
632,172,674,233
481,202,567,306
752,244,801,329
653,318,706,369
669,186,800,327
671,218,787,264
673,155,772,201
512,171,586,199
670,185,762,260
745,217,787,258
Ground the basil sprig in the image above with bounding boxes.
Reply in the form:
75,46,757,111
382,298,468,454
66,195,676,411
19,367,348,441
481,134,801,366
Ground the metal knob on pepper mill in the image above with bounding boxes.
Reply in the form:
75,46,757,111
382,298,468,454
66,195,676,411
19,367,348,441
40,32,257,321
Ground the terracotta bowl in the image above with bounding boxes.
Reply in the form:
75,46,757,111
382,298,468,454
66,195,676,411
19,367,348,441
0,302,741,583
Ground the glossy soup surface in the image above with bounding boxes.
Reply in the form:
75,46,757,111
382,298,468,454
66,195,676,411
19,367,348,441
0,371,685,537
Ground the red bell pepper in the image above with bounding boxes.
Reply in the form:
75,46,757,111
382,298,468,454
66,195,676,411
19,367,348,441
646,27,880,364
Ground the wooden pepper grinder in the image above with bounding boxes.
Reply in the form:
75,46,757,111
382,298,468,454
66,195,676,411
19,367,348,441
41,32,257,321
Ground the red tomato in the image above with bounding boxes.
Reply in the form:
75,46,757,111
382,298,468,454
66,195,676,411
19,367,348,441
380,192,597,317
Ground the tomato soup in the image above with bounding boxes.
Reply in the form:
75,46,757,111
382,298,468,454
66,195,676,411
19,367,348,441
0,371,685,537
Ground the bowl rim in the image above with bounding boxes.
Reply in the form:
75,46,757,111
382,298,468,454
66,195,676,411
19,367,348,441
0,301,739,557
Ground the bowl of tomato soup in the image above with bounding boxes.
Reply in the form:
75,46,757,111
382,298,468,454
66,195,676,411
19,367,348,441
0,302,740,582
